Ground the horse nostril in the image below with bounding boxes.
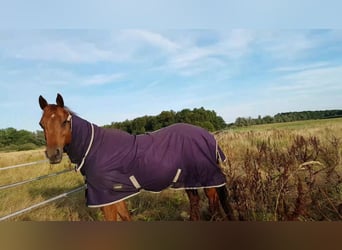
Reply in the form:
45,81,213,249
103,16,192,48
56,148,61,155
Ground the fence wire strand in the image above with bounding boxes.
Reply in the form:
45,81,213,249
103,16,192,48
0,168,74,190
0,160,49,171
0,185,86,221
0,159,85,221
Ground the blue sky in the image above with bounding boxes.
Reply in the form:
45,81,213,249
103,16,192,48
0,2,341,131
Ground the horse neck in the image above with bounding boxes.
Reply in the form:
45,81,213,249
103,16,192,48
64,114,95,165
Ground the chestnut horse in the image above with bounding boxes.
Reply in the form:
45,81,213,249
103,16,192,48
38,93,234,221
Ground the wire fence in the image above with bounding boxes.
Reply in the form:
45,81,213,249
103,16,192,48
0,159,85,221
0,168,74,191
0,159,49,171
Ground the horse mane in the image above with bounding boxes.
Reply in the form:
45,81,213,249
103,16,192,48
64,106,78,116
43,104,78,117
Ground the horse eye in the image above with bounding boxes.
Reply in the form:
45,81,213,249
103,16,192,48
62,120,68,127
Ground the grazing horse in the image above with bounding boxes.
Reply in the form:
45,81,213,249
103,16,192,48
38,93,235,221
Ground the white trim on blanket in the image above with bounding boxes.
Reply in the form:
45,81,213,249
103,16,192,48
87,192,141,208
170,182,227,190
76,122,95,172
86,183,227,208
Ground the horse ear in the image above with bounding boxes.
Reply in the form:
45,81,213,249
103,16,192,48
56,93,64,108
39,95,48,110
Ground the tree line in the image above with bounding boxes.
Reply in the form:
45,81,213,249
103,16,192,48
1,109,341,151
0,128,45,151
0,107,226,151
231,110,342,127
104,107,227,134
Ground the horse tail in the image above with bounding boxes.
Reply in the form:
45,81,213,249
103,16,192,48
216,185,235,220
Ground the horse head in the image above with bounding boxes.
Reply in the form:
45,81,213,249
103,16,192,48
38,93,72,164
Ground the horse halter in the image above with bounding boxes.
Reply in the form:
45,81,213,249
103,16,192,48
66,113,72,131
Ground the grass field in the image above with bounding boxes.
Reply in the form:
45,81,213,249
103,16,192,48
1,118,341,221
217,118,342,221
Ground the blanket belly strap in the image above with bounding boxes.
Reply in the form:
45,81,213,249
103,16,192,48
129,175,141,190
172,168,182,183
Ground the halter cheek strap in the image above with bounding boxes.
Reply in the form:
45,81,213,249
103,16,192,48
67,113,72,131
63,113,73,154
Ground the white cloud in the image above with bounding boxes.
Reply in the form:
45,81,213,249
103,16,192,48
162,29,255,76
261,32,317,60
13,40,117,63
170,47,211,68
271,65,342,93
121,30,180,52
257,64,342,117
1,30,255,77
271,62,331,72
82,73,124,86
223,29,255,57
3,30,182,64
0,65,125,90
1,31,135,64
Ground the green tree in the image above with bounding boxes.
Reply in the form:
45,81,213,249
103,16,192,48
131,117,147,134
235,117,248,127
103,107,227,134
158,110,176,127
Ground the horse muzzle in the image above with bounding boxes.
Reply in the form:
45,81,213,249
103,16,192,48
45,147,63,164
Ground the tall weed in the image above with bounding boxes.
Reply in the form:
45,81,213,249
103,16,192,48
218,120,342,221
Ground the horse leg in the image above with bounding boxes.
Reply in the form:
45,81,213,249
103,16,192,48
185,189,201,221
116,200,131,221
100,201,131,221
101,203,118,221
216,185,235,220
204,187,221,221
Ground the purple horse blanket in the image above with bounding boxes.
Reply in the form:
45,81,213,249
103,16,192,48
64,115,227,207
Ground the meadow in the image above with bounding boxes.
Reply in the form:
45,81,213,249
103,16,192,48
217,118,342,221
0,118,341,221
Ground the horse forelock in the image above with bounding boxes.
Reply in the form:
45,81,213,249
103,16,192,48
42,105,76,118
64,106,77,116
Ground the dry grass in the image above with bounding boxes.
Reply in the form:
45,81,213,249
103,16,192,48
0,149,96,221
0,149,46,168
217,118,342,221
1,118,341,221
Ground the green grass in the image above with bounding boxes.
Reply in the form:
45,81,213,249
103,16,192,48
1,118,341,221
230,117,342,131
